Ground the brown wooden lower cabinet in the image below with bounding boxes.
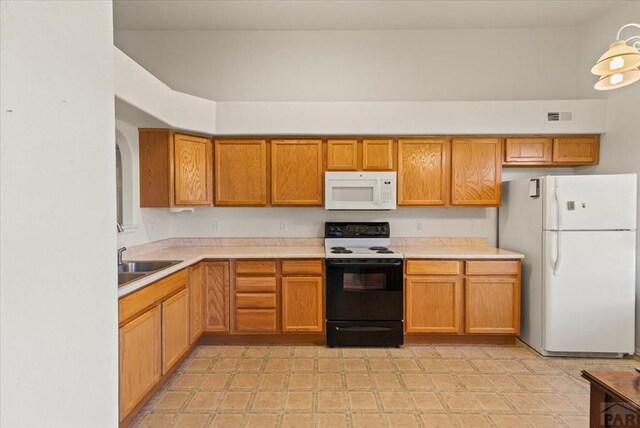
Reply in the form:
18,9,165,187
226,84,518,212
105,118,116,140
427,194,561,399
405,276,463,333
465,276,520,334
119,305,161,420
118,269,200,423
235,308,278,332
189,263,204,343
203,261,230,332
282,276,324,332
405,259,521,339
162,288,190,374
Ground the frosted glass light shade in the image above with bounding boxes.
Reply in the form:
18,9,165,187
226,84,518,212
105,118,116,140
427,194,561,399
594,68,640,90
591,40,640,76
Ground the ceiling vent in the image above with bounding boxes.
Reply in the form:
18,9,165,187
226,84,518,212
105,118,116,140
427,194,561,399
546,111,573,122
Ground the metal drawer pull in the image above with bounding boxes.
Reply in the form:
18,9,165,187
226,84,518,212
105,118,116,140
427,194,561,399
335,326,393,332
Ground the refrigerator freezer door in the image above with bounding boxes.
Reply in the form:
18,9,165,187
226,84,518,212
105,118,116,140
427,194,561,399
543,174,637,231
543,230,636,354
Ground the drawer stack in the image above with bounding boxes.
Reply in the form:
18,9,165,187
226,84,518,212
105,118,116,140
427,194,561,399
234,260,277,332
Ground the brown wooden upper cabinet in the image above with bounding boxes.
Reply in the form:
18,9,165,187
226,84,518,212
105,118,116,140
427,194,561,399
271,140,323,206
362,139,394,170
503,135,599,166
214,140,268,206
326,139,358,170
397,139,449,206
552,136,600,164
450,138,502,206
504,137,552,165
326,139,393,171
139,129,213,207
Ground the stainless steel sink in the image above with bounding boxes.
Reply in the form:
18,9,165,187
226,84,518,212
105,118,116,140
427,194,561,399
117,260,181,274
117,260,182,287
118,272,147,286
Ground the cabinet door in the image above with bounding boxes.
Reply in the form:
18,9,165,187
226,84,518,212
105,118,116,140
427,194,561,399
162,288,190,374
397,139,449,206
203,262,230,332
405,276,463,333
552,136,599,164
173,133,212,206
282,276,323,332
451,138,502,206
189,263,204,343
504,138,552,165
327,139,358,171
362,139,393,170
119,305,161,419
271,140,323,205
215,140,268,206
465,277,520,334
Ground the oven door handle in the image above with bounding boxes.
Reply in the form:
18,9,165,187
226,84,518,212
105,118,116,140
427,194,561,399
334,326,394,332
326,261,403,267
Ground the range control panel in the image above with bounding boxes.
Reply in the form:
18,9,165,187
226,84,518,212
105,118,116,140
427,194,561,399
325,222,390,238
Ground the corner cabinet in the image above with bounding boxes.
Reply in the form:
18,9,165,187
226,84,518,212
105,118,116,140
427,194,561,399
271,140,323,206
214,140,268,206
139,129,213,207
450,138,502,206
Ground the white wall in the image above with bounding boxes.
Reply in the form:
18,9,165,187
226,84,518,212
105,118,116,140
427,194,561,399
576,1,640,352
172,207,499,244
215,100,606,135
114,27,580,102
0,2,118,427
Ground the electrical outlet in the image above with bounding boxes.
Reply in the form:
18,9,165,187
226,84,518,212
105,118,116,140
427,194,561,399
280,220,288,231
213,221,220,232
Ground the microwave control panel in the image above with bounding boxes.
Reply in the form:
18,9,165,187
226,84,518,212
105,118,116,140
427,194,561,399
381,180,393,203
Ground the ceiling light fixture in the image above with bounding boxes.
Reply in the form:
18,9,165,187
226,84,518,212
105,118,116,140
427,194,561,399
591,23,640,91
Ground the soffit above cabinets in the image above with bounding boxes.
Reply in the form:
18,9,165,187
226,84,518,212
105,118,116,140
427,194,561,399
113,0,625,31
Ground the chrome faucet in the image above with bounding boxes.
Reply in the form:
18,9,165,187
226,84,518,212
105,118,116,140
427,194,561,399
117,222,124,233
117,247,127,265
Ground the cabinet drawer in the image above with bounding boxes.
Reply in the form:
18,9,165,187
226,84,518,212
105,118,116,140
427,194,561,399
465,261,520,276
119,269,188,324
406,260,461,275
236,293,276,309
235,277,277,293
281,259,323,276
235,309,277,332
235,260,277,275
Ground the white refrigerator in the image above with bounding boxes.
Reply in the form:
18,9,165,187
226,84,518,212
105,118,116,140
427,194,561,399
499,174,637,356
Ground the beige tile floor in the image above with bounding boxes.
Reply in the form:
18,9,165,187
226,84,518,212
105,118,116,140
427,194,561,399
131,343,639,428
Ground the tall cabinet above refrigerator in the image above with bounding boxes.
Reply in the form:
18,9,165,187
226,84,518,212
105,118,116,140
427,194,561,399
499,174,637,356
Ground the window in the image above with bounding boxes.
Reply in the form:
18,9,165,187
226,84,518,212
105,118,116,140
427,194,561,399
116,143,123,225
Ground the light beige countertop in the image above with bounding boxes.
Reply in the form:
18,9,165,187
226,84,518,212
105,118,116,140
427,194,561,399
118,237,524,298
397,245,524,259
118,242,324,298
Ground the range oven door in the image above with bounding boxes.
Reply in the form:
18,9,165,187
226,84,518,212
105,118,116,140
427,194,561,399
325,259,403,321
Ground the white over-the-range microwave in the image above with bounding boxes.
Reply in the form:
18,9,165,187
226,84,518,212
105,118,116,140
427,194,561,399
324,171,397,210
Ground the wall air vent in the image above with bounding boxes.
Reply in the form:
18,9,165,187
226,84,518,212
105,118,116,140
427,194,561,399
546,111,573,122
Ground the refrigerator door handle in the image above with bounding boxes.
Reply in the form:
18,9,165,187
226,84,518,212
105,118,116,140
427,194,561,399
555,181,562,230
553,182,562,275
553,231,562,275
